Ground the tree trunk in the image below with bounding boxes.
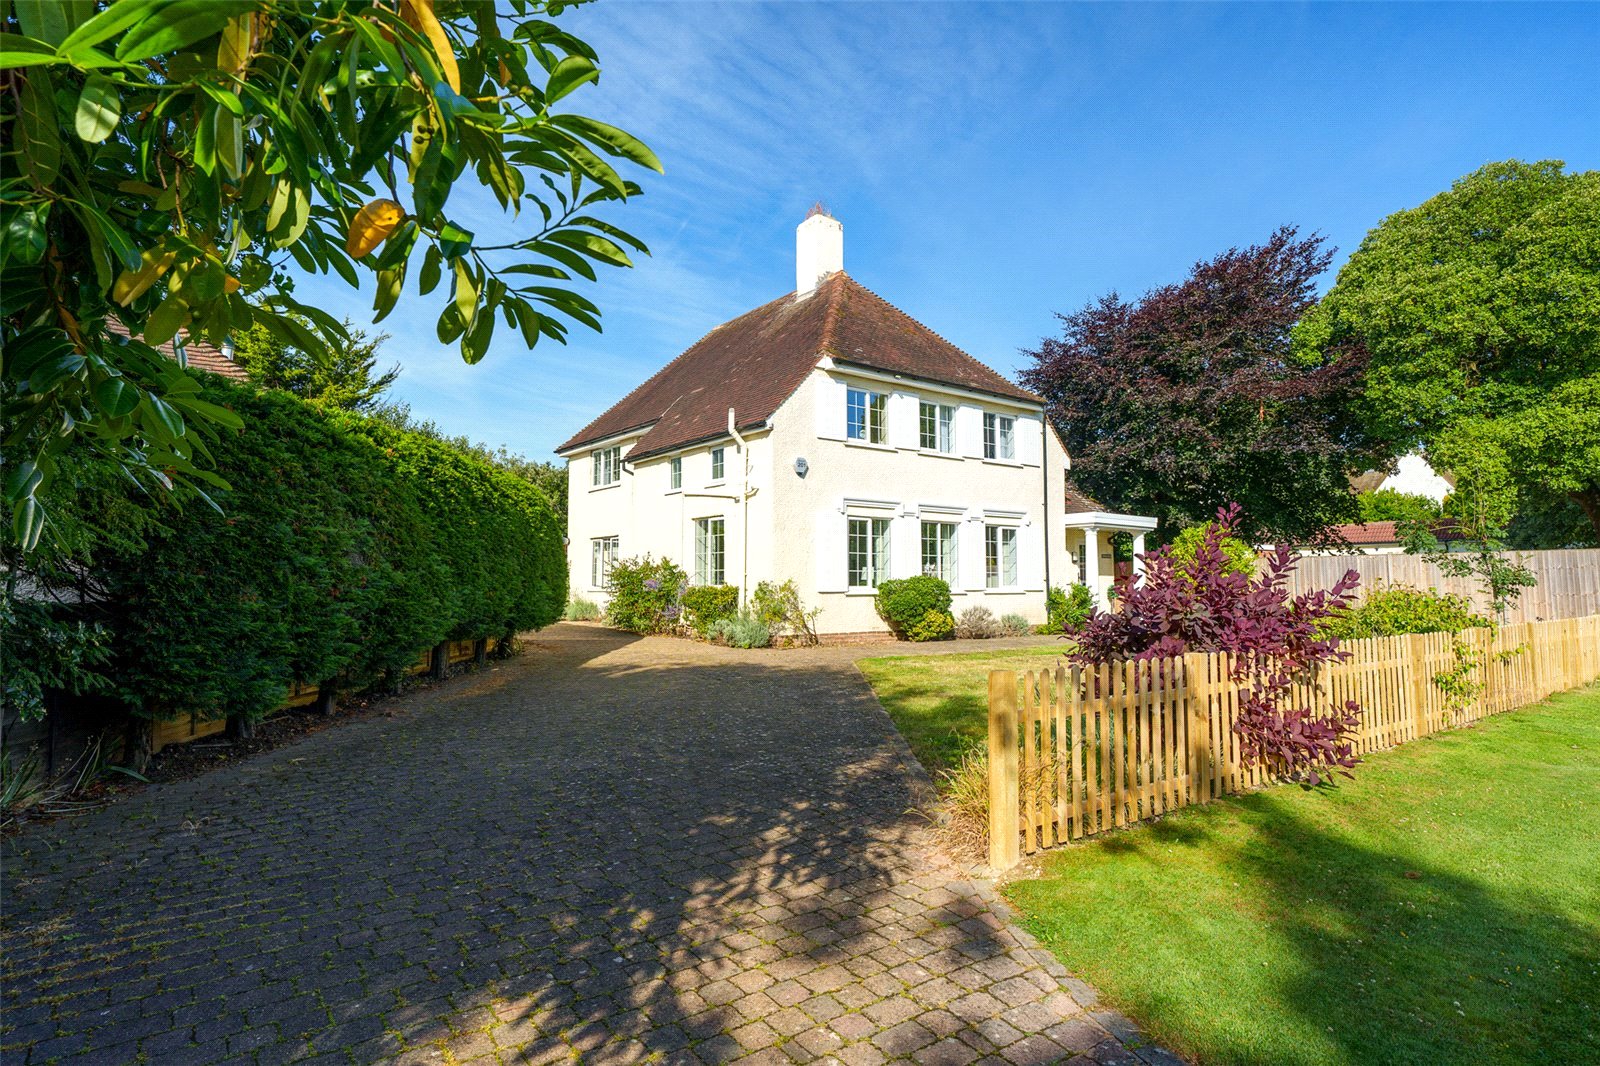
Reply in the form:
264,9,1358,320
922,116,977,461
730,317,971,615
123,717,153,774
473,638,488,667
1573,490,1600,541
430,642,448,681
314,682,337,716
228,714,255,742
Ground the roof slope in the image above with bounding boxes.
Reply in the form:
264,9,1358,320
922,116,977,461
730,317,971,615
107,320,249,382
557,272,1038,458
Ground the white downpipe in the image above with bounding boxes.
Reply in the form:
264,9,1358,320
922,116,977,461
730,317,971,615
728,408,752,604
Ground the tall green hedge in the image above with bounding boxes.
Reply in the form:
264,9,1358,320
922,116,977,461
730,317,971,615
95,375,564,723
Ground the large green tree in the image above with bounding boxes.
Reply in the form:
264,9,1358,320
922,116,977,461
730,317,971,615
1,0,660,552
231,318,398,411
1306,160,1600,540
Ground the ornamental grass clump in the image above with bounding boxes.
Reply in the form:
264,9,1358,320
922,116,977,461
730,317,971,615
710,611,772,649
1073,504,1364,785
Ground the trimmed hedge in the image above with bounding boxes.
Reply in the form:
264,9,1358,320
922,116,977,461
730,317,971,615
682,585,739,634
876,576,953,640
1320,586,1491,640
94,376,564,723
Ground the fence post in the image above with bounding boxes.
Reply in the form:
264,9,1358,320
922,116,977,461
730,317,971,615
988,670,1021,872
1408,633,1430,739
1182,652,1209,806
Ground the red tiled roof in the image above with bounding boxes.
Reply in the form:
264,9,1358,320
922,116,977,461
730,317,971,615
1063,479,1104,513
556,272,1039,458
1327,520,1466,546
107,320,249,382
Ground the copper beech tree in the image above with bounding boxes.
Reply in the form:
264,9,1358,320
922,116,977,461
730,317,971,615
1,0,661,553
1072,506,1364,785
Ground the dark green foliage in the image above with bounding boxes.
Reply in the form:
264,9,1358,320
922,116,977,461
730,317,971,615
604,556,687,634
1357,489,1442,524
1046,585,1095,634
230,319,399,412
86,374,563,723
874,576,954,639
1320,587,1491,640
682,585,739,635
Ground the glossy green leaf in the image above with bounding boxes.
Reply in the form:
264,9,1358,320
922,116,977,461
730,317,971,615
0,32,61,69
115,0,253,63
93,376,141,418
543,54,598,103
551,114,664,173
73,74,121,142
438,221,474,260
17,68,59,187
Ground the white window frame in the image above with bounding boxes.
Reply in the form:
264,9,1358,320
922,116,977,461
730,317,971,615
669,457,682,491
710,447,725,482
591,445,622,487
919,401,955,453
694,517,726,586
983,414,1015,461
920,521,958,584
591,536,619,588
985,525,1019,589
847,387,887,445
847,516,891,589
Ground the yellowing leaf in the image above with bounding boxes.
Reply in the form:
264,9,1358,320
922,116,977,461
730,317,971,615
345,198,406,259
400,0,460,93
112,248,177,306
217,13,254,77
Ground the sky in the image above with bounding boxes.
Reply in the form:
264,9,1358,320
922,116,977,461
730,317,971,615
289,1,1600,463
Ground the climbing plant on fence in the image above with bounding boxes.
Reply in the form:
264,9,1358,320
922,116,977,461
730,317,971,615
31,371,564,732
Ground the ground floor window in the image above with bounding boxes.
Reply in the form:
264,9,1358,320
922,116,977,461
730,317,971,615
592,536,619,588
921,521,957,584
985,525,1018,588
694,517,726,585
848,517,891,589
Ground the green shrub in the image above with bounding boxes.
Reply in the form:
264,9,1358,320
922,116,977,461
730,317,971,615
710,611,772,648
1170,523,1256,579
682,584,739,635
605,556,687,634
84,375,564,726
999,613,1032,636
1320,586,1491,640
955,606,999,639
1045,584,1095,633
564,597,601,621
875,576,953,638
751,579,821,645
906,609,955,642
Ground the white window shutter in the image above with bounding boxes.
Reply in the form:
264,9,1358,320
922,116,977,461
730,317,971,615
960,519,986,591
892,512,919,579
890,392,918,450
815,508,847,592
1020,522,1045,591
1018,417,1043,466
815,374,846,441
956,405,984,458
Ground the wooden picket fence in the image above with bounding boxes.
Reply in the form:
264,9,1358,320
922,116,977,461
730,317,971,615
986,615,1600,870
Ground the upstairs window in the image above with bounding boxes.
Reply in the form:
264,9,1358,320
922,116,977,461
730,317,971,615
847,517,891,589
694,518,726,585
710,447,725,481
847,387,887,444
921,521,958,584
670,457,682,490
919,401,955,453
983,414,1015,460
985,525,1018,588
592,445,622,486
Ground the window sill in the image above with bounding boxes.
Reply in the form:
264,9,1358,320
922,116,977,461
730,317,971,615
917,448,962,460
706,480,726,489
589,481,621,492
844,439,895,452
845,588,881,596
666,488,682,495
983,587,1026,594
982,456,1022,468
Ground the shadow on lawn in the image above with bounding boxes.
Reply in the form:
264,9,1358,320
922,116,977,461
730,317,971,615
1127,797,1600,1066
1,622,1028,1064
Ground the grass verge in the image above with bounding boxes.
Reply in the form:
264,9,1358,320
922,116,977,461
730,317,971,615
1001,682,1600,1066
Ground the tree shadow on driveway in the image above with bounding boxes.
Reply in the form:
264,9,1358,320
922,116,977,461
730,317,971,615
2,624,1121,1065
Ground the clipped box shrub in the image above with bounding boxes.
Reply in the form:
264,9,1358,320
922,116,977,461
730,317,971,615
875,576,953,639
682,584,739,635
906,609,955,642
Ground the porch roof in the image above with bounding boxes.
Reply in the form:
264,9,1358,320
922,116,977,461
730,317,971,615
1063,510,1159,533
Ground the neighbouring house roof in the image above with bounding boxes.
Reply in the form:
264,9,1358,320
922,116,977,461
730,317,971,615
106,320,250,382
1326,520,1466,546
556,272,1039,459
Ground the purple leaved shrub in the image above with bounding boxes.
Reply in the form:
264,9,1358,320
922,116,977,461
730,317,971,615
1072,505,1364,784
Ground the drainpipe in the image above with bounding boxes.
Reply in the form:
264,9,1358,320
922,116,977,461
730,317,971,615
1041,428,1052,596
728,408,750,605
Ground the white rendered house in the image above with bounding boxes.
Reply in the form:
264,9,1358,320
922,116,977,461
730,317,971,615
557,210,1156,636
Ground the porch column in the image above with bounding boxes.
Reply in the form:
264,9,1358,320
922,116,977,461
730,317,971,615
1131,532,1147,586
1082,526,1103,607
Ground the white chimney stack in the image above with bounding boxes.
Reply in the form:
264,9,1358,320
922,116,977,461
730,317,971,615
795,204,843,297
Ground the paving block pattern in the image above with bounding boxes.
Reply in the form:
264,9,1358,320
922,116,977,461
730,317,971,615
2,625,1182,1065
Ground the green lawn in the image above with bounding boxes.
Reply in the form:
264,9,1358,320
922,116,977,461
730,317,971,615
1002,683,1600,1066
857,645,1071,778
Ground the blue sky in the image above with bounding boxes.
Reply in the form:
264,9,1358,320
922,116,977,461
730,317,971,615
290,1,1600,463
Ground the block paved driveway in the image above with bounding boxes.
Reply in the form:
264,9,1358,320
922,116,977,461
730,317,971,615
3,624,1182,1066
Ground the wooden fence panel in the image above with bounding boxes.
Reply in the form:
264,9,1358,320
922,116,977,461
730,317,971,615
989,615,1600,869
